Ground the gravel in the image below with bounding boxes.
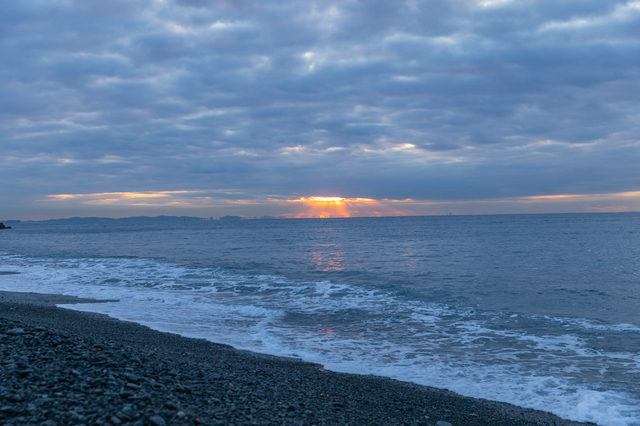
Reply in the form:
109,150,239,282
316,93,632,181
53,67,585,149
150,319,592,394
0,292,596,426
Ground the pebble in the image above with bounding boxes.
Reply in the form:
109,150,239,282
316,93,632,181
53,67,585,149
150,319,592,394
125,373,141,383
149,414,167,426
7,328,25,335
437,421,453,426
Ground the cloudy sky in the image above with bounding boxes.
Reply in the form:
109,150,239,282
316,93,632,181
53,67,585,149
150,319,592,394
2,0,640,219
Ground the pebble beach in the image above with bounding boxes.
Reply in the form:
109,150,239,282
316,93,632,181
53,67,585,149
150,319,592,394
0,291,594,426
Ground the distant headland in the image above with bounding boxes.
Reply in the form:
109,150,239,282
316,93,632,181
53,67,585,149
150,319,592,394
0,216,205,225
0,215,290,225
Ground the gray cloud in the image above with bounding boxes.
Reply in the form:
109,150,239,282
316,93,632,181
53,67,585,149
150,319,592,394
1,0,639,216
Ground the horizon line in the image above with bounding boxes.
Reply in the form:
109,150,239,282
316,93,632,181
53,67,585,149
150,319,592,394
3,210,639,223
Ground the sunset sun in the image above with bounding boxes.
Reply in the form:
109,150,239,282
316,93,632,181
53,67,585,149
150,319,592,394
286,197,378,218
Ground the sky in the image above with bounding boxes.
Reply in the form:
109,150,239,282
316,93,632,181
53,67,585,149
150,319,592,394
1,0,640,220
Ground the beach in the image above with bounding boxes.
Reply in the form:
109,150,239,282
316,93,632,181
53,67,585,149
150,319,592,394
0,291,593,426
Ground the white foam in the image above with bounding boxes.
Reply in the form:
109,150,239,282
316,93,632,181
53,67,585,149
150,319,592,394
553,316,640,334
1,253,639,426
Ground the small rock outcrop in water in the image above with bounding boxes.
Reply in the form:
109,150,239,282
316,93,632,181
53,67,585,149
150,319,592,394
0,222,11,229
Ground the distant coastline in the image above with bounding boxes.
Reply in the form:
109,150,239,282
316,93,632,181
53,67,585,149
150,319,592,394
0,215,289,224
2,211,638,225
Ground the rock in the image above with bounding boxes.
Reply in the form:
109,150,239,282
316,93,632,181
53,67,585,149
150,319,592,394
0,223,11,230
0,405,19,414
125,373,141,383
436,421,452,426
33,398,51,406
7,328,25,335
149,415,167,426
7,393,24,402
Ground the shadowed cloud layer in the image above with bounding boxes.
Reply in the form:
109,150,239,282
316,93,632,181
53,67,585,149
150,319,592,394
1,0,639,218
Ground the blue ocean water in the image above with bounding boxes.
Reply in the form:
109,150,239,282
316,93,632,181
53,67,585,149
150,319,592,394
1,213,639,425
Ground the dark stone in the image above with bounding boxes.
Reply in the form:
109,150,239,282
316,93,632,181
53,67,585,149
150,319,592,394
0,223,11,229
125,373,141,383
149,415,166,426
0,405,19,414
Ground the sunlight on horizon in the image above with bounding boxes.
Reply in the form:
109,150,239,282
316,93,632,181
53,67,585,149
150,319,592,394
34,190,640,220
286,196,379,218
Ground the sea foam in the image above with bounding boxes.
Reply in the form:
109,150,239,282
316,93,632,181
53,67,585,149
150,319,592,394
1,253,639,426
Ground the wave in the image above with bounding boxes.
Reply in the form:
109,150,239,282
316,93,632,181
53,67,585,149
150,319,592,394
1,253,639,426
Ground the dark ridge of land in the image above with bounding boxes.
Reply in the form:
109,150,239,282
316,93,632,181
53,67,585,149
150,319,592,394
11,216,205,224
0,291,595,426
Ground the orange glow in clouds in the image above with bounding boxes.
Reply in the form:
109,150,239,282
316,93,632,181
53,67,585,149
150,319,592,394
46,191,197,206
41,190,640,218
287,197,378,218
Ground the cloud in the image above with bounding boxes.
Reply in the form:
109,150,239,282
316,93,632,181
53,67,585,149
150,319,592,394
33,190,640,220
1,0,639,218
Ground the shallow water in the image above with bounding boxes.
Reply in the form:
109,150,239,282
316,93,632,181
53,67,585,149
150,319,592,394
1,214,639,425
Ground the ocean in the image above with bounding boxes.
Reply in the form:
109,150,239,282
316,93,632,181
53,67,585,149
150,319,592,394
1,213,639,425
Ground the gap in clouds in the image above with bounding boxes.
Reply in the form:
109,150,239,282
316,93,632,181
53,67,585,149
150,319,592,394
28,190,640,220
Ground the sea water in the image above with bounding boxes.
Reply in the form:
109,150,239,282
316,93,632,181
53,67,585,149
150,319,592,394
1,213,639,425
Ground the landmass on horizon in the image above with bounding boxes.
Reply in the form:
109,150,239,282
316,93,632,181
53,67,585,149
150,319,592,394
2,211,639,226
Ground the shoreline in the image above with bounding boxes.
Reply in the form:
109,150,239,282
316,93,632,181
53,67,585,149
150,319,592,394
0,291,595,425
